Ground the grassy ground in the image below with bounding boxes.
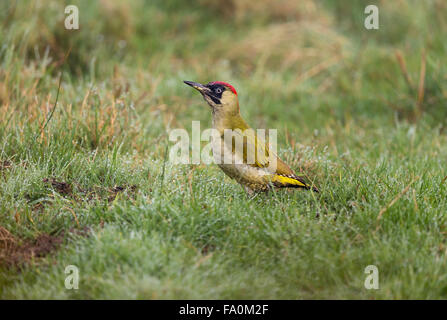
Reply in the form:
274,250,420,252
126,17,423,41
1,0,447,299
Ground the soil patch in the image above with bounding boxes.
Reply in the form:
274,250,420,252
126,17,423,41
43,177,138,202
43,178,73,196
0,226,89,269
0,160,11,171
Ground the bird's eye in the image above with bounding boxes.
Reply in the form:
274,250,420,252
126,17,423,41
215,88,222,94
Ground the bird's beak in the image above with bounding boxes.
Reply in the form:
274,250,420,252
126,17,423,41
184,80,210,95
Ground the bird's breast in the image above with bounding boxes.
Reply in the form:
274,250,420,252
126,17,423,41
210,136,270,188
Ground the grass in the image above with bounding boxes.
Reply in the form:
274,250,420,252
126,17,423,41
1,0,447,299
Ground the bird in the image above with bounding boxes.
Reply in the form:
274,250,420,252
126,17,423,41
184,80,318,195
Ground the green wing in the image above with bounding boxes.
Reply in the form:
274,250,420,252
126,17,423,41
223,128,316,191
223,128,270,168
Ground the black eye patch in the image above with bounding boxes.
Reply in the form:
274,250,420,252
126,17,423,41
209,95,221,105
206,84,225,99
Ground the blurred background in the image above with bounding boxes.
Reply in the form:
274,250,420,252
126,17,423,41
1,0,446,156
1,0,447,299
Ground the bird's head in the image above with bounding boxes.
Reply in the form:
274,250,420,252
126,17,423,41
184,80,239,114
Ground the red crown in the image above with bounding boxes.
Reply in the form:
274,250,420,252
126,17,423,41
209,81,237,95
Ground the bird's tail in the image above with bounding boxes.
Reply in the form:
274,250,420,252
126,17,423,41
271,174,319,192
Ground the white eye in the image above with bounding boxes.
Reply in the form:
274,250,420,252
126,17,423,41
215,88,222,94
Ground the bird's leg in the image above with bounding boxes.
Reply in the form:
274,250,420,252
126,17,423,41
244,186,259,199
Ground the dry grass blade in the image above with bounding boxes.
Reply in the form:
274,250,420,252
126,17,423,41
416,49,426,117
377,176,420,222
0,226,16,252
39,47,71,138
395,50,414,89
296,56,341,84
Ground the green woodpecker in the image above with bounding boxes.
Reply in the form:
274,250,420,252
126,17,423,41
184,80,318,194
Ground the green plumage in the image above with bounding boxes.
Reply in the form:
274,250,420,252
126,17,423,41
184,80,318,194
